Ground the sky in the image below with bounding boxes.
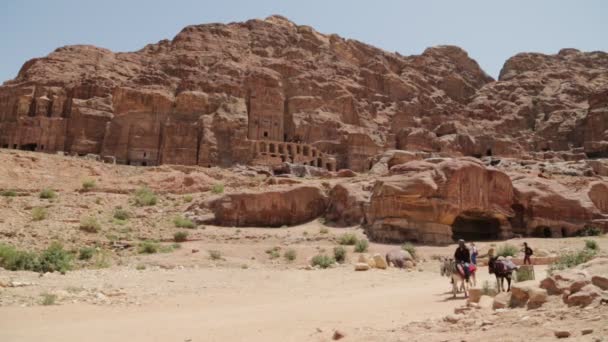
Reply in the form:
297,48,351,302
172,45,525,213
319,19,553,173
1,0,607,82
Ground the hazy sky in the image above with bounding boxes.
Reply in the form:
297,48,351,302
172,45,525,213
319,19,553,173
1,0,606,82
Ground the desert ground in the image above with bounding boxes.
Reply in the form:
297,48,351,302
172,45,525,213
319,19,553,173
1,150,607,342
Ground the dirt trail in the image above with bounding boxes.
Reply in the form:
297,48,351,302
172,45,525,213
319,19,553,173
0,265,495,342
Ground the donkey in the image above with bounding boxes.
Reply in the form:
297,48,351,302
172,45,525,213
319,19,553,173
440,258,469,298
488,257,515,292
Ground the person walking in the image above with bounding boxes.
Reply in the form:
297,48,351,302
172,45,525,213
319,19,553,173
470,242,478,265
523,242,533,265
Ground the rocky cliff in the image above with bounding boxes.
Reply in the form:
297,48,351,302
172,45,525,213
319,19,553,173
3,15,605,171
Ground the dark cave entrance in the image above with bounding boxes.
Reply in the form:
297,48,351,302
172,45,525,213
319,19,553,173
451,213,501,241
20,143,37,151
533,226,552,238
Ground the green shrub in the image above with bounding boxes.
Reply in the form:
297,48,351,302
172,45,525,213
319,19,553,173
0,242,72,273
266,247,281,259
585,239,599,251
354,239,369,253
78,247,96,260
136,264,146,270
548,248,597,275
39,188,56,199
319,227,329,234
134,187,157,206
113,208,130,221
496,244,518,258
173,216,195,229
284,249,297,262
41,293,57,306
211,183,224,194
338,233,358,245
402,242,417,260
515,266,535,282
82,180,96,191
333,246,347,263
31,207,47,221
184,195,193,203
1,190,16,197
481,280,495,296
311,254,335,269
79,216,101,233
173,231,189,242
138,240,160,254
0,244,38,271
37,242,73,273
209,250,222,260
579,226,602,237
92,249,112,269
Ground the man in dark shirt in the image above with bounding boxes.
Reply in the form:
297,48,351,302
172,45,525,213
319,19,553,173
523,242,533,265
454,239,471,280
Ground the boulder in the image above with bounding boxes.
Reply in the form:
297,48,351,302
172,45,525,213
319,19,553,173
591,275,608,290
385,249,414,268
492,292,511,310
404,260,415,269
527,287,549,309
554,331,571,339
468,288,482,303
478,295,494,309
510,280,547,308
540,269,591,295
373,254,388,269
326,183,369,226
366,159,515,244
564,284,601,307
207,185,328,227
354,263,370,271
336,169,357,178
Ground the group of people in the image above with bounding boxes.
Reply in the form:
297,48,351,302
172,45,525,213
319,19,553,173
453,239,534,280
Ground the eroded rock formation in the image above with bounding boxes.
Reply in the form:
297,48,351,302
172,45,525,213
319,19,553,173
365,158,515,244
207,185,328,227
4,16,606,172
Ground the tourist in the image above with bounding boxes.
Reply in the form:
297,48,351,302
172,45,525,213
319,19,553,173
454,239,471,280
523,242,533,265
470,242,478,265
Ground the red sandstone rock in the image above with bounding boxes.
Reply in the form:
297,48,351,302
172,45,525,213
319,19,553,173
326,182,369,226
365,158,514,244
207,185,328,227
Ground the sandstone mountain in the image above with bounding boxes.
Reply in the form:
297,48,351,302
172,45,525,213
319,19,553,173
1,15,607,172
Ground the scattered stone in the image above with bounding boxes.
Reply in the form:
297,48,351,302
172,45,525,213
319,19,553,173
354,263,370,271
554,330,571,338
443,314,462,324
332,330,345,340
565,284,601,307
493,292,511,310
581,328,593,335
8,281,36,287
591,275,608,291
191,249,199,254
467,288,482,303
478,296,494,309
373,254,388,269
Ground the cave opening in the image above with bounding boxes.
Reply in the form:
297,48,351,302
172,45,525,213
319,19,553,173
486,148,493,156
533,226,552,238
20,143,37,151
451,213,501,241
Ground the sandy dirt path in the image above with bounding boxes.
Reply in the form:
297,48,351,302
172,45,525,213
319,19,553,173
0,265,498,342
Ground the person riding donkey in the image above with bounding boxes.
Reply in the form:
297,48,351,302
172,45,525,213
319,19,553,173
454,239,471,281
